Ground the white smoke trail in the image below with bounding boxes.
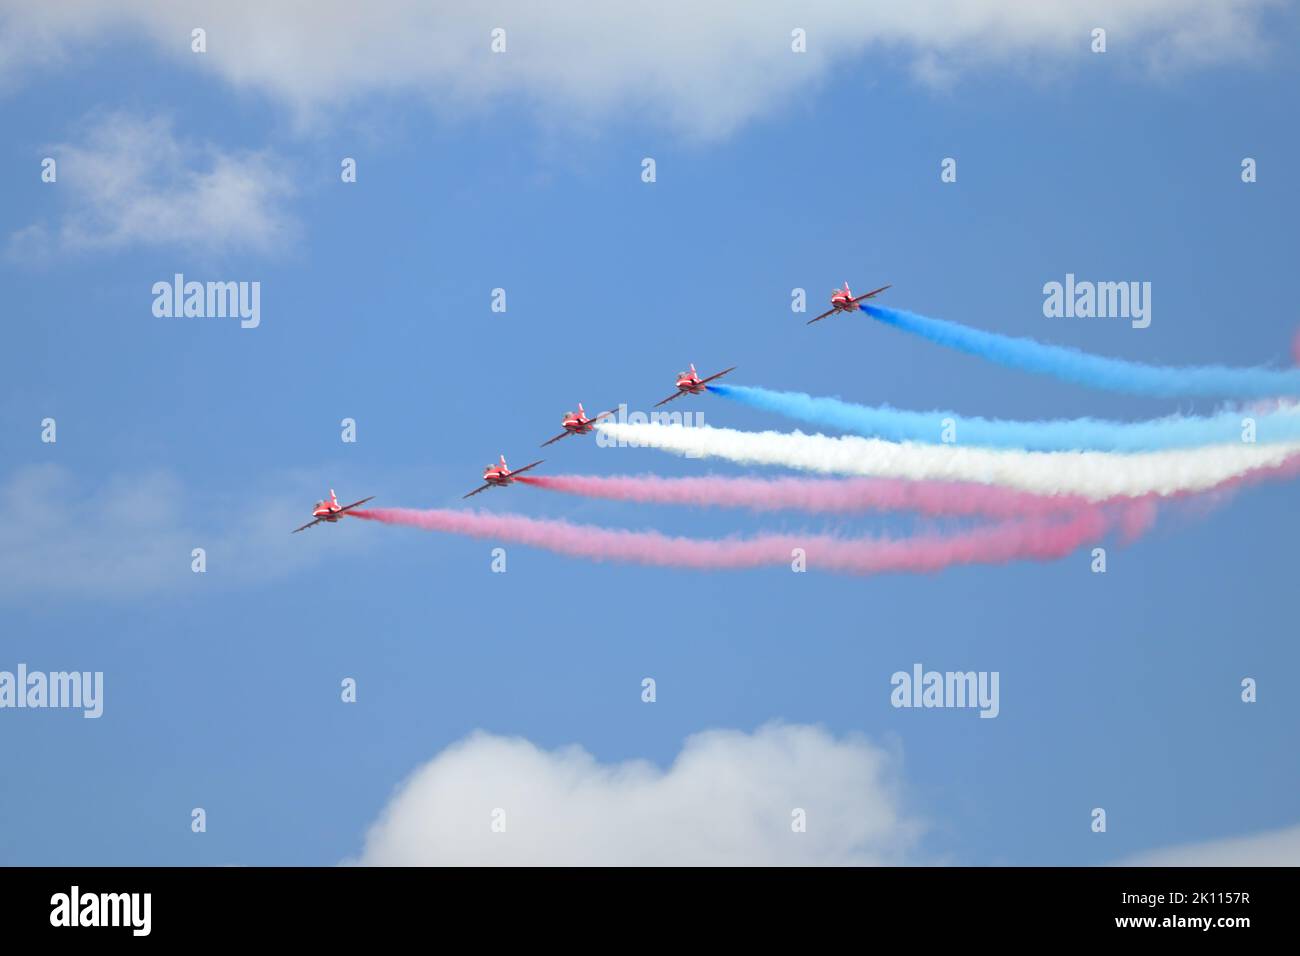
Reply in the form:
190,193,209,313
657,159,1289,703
596,422,1300,500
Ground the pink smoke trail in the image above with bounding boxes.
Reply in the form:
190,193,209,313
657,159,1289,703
518,455,1300,520
1152,443,1300,527
349,505,1150,575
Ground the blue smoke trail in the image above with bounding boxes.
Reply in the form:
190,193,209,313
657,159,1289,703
708,383,1300,452
863,305,1300,399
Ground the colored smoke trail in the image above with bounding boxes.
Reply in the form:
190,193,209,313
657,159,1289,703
516,473,1096,519
595,421,1300,500
348,506,1140,576
708,382,1300,452
863,305,1300,399
522,455,1300,519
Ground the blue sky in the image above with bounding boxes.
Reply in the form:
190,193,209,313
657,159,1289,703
1,2,1298,865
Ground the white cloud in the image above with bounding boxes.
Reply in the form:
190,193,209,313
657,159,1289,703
0,1,1279,138
1119,823,1300,866
350,722,922,865
10,113,294,257
0,464,367,602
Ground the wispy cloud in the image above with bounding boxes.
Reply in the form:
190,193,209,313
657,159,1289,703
10,112,294,258
1118,823,1300,866
0,1,1281,139
349,722,922,865
0,464,366,603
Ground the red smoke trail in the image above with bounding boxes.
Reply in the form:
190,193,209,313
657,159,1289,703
519,454,1300,519
349,505,1148,575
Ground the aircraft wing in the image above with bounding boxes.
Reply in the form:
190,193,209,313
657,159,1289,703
653,390,685,408
591,410,616,423
462,484,493,499
338,496,375,512
851,284,892,304
540,431,571,448
698,366,736,386
806,307,837,325
292,518,324,534
509,459,544,477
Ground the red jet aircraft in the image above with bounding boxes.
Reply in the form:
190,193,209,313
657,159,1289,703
540,403,615,447
463,455,544,498
292,489,375,533
807,282,892,324
653,364,736,407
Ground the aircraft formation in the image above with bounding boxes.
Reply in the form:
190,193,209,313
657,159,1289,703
292,282,890,531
